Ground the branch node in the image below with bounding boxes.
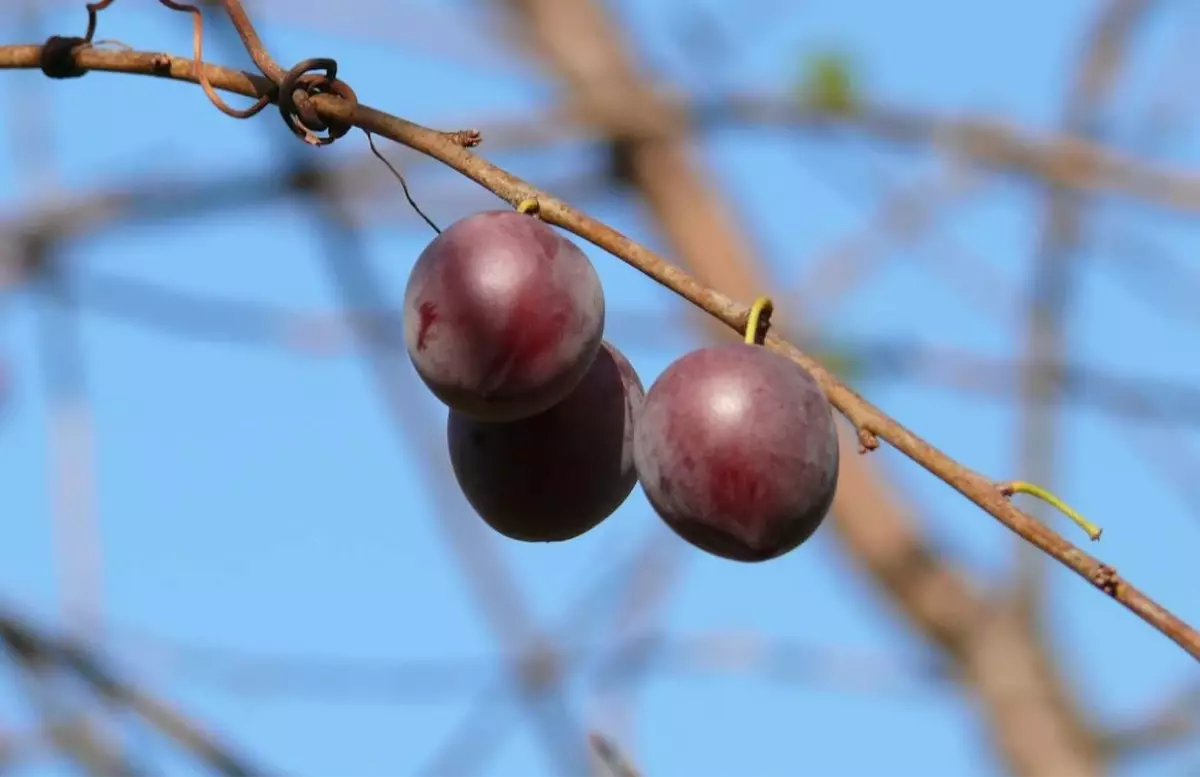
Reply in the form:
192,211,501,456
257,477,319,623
39,36,89,80
998,480,1103,541
516,198,542,217
149,53,171,75
1091,563,1122,598
856,424,880,453
278,58,357,147
445,128,483,147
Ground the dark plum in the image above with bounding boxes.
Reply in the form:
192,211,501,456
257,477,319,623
447,341,645,542
633,343,839,562
404,209,605,422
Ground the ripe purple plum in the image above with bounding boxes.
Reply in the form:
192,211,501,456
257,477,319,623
634,343,839,562
447,341,644,542
404,210,605,422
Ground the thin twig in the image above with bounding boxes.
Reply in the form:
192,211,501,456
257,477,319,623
0,606,265,777
213,0,283,83
1099,683,1200,758
589,732,643,777
363,130,440,233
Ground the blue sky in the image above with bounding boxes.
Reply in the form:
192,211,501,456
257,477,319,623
1,1,1198,775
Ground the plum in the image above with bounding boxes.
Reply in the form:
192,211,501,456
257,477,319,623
447,341,644,542
404,209,605,422
633,343,839,562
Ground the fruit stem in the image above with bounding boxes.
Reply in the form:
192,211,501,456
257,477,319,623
516,198,541,216
1000,481,1103,541
744,296,774,345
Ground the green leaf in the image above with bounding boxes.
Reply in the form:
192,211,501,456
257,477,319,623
797,50,859,114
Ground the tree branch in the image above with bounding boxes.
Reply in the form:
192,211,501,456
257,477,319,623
0,40,1195,662
3,607,263,775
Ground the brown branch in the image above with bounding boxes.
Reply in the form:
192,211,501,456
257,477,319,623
0,606,263,776
589,732,643,777
1,611,143,776
1099,683,1200,758
0,27,1196,657
211,0,283,83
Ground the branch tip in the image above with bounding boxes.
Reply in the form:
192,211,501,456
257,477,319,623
1091,563,1122,597
446,128,483,147
856,425,879,453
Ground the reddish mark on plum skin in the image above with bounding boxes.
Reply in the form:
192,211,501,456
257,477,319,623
707,455,768,526
634,344,840,561
416,302,438,351
478,265,572,391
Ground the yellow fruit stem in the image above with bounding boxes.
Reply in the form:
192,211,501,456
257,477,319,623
1003,481,1103,541
744,296,774,345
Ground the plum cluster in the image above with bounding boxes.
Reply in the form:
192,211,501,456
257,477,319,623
403,206,840,562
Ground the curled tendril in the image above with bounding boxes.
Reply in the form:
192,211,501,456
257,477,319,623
278,58,357,147
744,296,774,345
159,0,272,119
38,0,117,80
84,1,116,42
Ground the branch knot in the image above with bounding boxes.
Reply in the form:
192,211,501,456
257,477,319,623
39,36,89,79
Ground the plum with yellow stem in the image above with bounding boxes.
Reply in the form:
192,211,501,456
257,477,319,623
633,299,839,562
